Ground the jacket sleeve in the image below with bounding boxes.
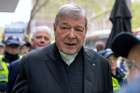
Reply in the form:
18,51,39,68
12,58,28,93
7,59,21,93
104,59,113,93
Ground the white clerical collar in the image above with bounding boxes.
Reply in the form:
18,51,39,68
59,51,77,66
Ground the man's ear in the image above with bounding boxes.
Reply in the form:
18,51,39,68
85,26,88,33
53,23,56,32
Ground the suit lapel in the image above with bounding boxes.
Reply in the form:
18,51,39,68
84,49,97,93
44,45,99,93
44,44,66,93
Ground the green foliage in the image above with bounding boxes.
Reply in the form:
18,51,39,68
132,3,140,29
36,0,140,30
42,0,114,21
43,0,69,20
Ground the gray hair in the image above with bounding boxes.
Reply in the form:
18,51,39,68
31,25,52,39
54,3,87,28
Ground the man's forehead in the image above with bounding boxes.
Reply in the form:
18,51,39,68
35,31,48,34
36,28,48,32
58,16,86,25
35,31,50,36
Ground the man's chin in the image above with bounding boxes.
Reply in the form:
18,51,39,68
62,50,77,55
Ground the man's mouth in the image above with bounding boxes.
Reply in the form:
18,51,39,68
65,42,76,46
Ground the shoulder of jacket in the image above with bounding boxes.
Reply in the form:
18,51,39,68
84,47,109,64
84,47,97,55
84,47,104,61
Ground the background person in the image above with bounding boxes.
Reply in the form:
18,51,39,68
0,36,21,92
99,48,126,92
94,40,105,52
3,36,21,64
111,32,140,93
19,41,32,55
7,25,52,93
31,25,52,49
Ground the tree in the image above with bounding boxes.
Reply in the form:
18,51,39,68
26,0,49,36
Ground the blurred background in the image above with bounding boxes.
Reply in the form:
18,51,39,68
0,0,140,48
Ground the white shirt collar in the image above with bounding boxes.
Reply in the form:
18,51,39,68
59,51,77,66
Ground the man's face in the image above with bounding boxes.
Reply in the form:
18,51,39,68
32,31,51,48
5,45,20,55
54,16,87,55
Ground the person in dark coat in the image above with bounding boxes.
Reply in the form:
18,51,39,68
7,59,21,93
0,36,21,92
12,4,113,93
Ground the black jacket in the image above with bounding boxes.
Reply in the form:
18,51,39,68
12,44,113,93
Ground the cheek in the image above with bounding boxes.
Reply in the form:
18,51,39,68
33,40,39,44
79,34,86,42
14,48,19,51
112,63,117,67
56,31,67,40
45,40,50,43
80,32,86,38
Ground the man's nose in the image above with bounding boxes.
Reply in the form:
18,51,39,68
40,37,46,42
69,28,76,38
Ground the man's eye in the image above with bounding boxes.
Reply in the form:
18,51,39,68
75,28,84,32
60,26,70,30
36,36,42,39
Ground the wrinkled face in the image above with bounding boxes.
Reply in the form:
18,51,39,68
54,16,87,55
32,31,51,48
6,45,20,55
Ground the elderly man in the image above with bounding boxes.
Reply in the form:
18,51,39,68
13,4,113,93
111,32,140,93
31,25,52,49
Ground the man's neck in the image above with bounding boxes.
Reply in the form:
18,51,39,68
59,51,77,66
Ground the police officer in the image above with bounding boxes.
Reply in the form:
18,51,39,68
0,36,21,92
2,36,21,64
0,58,8,92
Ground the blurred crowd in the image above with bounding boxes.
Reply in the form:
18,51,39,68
94,32,140,93
0,25,52,93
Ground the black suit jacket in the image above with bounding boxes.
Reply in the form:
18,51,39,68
13,44,113,93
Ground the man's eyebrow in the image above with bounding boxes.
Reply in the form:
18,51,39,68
59,22,69,26
76,25,84,28
59,22,85,29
